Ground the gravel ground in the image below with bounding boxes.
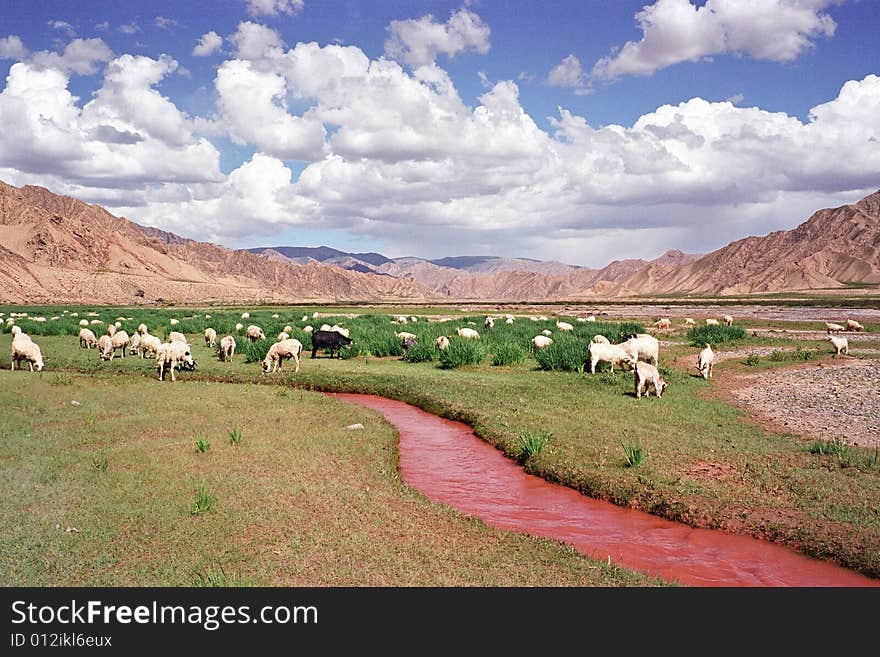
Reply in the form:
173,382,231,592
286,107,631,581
730,358,880,447
749,328,877,342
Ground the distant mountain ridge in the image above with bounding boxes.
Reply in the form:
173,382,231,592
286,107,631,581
2,177,877,303
0,180,435,304
245,244,701,299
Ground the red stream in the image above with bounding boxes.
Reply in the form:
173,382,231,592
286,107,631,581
332,393,878,587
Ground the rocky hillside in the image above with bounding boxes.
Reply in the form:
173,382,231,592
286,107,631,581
611,191,880,295
0,180,434,304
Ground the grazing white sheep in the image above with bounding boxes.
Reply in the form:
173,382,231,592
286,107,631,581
697,343,715,380
283,325,293,334
11,336,44,371
312,312,319,319
319,323,332,332
156,341,194,382
395,331,417,342
97,334,114,361
653,318,672,330
90,319,103,325
532,335,554,350
621,333,660,366
167,331,188,344
505,317,514,324
393,315,408,324
138,333,162,358
246,325,266,342
588,342,636,374
277,331,290,342
556,321,574,332
435,335,450,350
301,315,309,322
241,312,250,319
683,318,695,327
138,334,162,359
114,321,122,329
271,313,279,319
10,325,23,337
409,316,418,323
302,325,314,334
204,328,217,347
262,338,303,374
456,327,480,339
235,322,244,332
218,335,237,361
723,315,734,326
484,316,495,329
169,318,179,326
828,336,848,356
846,319,864,332
79,328,98,349
33,316,46,322
111,330,130,358
128,332,141,355
205,314,212,319
825,322,844,333
541,329,552,337
537,315,549,321
705,318,720,326
331,325,350,337
591,334,610,344
137,323,149,335
106,324,117,337
585,315,596,322
634,362,668,399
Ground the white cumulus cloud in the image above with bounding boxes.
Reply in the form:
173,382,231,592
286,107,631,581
0,56,222,187
385,8,490,67
546,54,591,94
0,35,29,60
593,0,838,80
29,38,114,75
193,31,223,57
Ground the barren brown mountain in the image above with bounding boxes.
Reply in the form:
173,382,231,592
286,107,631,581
2,179,877,303
0,180,434,304
609,190,880,296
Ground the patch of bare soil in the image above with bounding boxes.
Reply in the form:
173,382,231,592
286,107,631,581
728,358,880,447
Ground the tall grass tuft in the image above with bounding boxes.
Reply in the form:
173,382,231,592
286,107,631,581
688,325,746,346
242,338,272,363
191,484,214,515
517,430,551,462
809,438,854,466
621,439,645,467
403,342,436,363
229,428,242,445
534,339,588,371
195,438,210,453
492,343,525,366
438,339,485,369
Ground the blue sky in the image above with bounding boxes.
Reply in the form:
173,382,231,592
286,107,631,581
1,0,879,265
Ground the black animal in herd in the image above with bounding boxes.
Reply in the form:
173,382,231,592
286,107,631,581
310,330,354,358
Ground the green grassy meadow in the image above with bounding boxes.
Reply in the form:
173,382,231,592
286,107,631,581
1,304,878,583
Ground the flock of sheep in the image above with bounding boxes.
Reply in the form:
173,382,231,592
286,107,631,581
3,309,870,398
